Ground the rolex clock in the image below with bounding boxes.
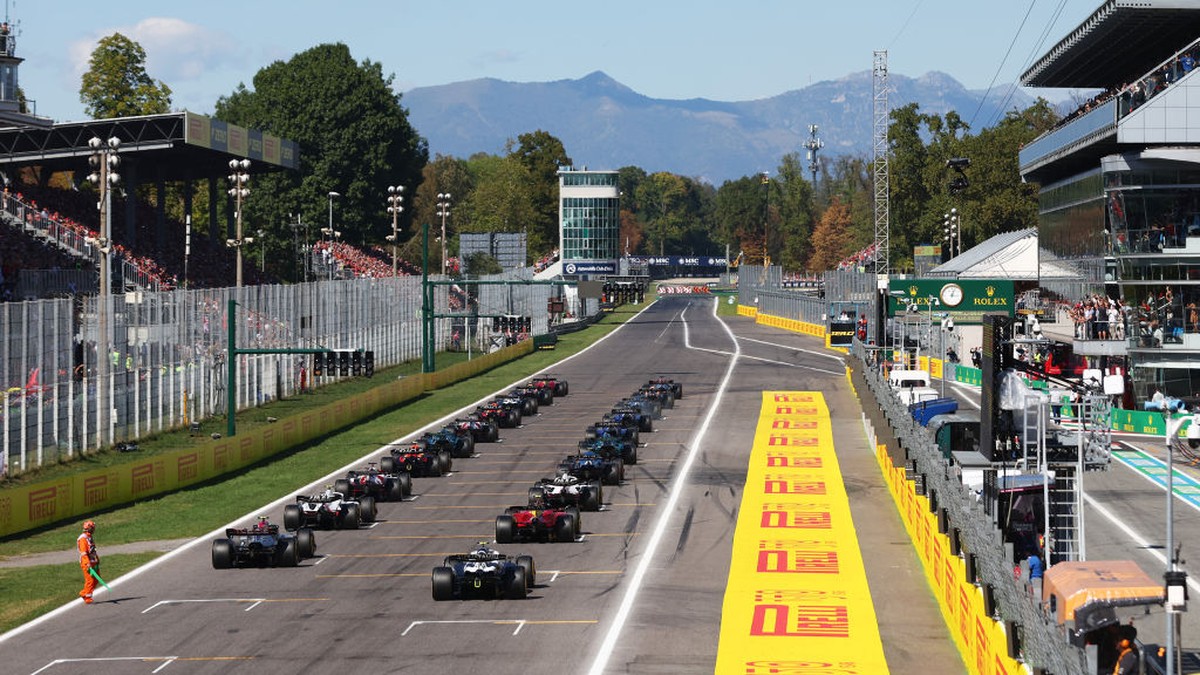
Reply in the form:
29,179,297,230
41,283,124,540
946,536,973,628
939,283,964,307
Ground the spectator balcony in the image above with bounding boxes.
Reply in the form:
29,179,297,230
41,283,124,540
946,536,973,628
1021,36,1200,177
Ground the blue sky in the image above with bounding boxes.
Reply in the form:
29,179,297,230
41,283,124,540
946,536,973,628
16,0,1096,124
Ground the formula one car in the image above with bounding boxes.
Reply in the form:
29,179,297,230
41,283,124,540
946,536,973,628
431,543,536,600
212,518,316,568
284,487,375,531
604,405,655,433
491,394,531,421
648,376,683,399
561,446,626,485
637,382,675,409
453,414,500,443
579,433,638,466
421,426,475,458
334,462,412,502
476,401,521,428
530,374,569,397
585,420,640,446
381,440,452,477
618,393,663,420
495,494,580,543
509,385,548,411
531,472,602,511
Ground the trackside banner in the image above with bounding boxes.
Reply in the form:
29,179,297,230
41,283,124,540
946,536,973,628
0,341,533,539
656,285,711,295
715,392,889,674
876,444,1023,674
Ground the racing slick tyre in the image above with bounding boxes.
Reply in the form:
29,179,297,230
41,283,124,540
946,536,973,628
582,482,602,512
516,555,536,587
359,496,377,523
486,423,499,442
438,451,453,474
554,514,576,542
343,504,362,529
462,435,475,455
524,398,537,416
626,444,638,465
333,479,351,496
674,384,683,399
381,456,397,474
510,409,522,427
565,507,582,537
275,540,300,567
639,417,653,433
603,460,624,486
211,539,234,569
386,478,404,501
296,528,316,559
560,382,569,396
662,392,675,409
397,473,413,497
432,567,455,601
495,515,517,544
283,504,303,532
507,567,528,599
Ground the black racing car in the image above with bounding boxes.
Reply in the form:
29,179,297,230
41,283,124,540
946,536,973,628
453,414,500,443
491,394,531,421
476,401,521,428
561,447,625,485
648,377,683,399
212,520,316,568
431,543,536,600
381,440,452,476
335,462,412,502
530,474,602,512
585,420,640,445
579,433,638,466
509,385,547,411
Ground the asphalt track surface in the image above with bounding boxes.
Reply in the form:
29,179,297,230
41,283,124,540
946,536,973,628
2,297,964,675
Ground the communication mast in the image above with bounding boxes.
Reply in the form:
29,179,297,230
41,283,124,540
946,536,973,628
872,50,890,277
803,124,823,186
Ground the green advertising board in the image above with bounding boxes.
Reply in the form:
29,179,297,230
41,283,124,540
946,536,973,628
888,278,1014,324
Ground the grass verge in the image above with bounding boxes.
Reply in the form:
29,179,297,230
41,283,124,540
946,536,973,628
0,552,161,631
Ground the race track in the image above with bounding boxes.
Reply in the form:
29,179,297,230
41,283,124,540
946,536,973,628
2,296,962,675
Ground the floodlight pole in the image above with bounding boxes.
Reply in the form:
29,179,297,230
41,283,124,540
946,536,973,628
422,220,434,373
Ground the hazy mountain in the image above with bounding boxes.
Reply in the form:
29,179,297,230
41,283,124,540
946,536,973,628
402,70,1037,185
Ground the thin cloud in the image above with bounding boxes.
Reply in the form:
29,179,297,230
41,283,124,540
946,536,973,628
68,18,242,83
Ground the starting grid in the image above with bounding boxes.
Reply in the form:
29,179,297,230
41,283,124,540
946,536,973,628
715,391,889,674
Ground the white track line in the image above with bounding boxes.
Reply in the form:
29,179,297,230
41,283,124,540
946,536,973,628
1084,492,1200,596
0,301,660,646
586,297,739,675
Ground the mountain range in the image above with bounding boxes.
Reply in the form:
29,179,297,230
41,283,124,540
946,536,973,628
401,70,1039,185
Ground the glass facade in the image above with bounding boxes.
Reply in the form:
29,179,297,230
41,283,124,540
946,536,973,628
562,173,617,187
562,196,618,260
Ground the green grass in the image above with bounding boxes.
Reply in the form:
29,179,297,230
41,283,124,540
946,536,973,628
0,552,161,631
714,294,741,317
0,302,646,634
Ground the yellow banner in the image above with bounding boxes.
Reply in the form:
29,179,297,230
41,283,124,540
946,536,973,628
876,445,1024,674
716,392,889,674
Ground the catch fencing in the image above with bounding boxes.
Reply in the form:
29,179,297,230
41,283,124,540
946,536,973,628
737,265,879,327
2,269,578,476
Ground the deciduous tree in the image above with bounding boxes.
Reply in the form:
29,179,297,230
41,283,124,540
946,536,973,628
79,33,172,119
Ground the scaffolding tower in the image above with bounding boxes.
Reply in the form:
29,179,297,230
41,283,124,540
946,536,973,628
872,50,890,277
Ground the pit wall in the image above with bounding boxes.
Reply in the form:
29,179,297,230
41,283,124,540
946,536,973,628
0,341,532,539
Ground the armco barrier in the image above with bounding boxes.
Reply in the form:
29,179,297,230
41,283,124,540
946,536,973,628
0,340,530,539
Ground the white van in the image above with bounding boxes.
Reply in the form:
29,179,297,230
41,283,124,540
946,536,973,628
889,369,932,390
898,386,940,406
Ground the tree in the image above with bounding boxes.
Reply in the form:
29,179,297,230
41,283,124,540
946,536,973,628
808,197,855,271
464,251,503,275
635,172,688,255
214,43,428,281
774,153,816,271
79,33,172,119
460,153,536,242
508,130,571,258
714,176,767,262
